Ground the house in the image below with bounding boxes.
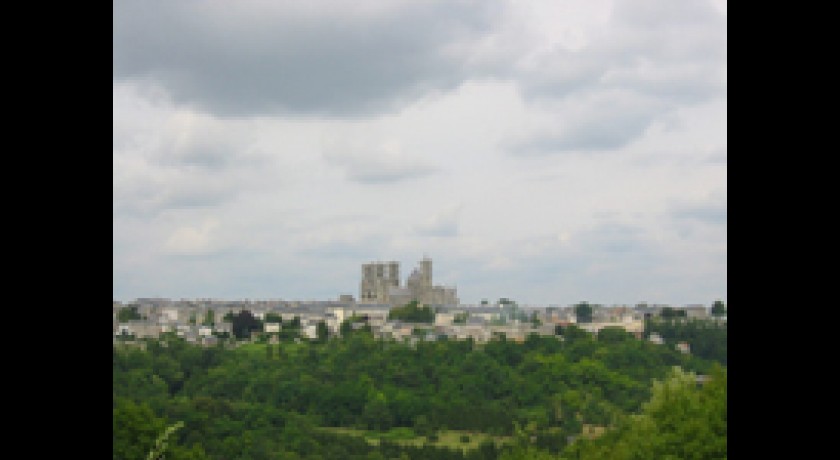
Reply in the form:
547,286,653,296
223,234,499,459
435,312,455,326
577,320,644,338
214,322,233,336
676,342,691,354
116,320,162,339
302,324,318,339
684,305,709,319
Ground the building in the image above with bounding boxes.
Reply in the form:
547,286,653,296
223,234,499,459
359,257,458,306
360,261,400,303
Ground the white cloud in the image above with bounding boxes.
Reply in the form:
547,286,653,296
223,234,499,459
322,138,438,184
164,219,220,255
415,204,463,237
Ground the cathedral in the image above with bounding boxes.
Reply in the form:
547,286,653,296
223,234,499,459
359,257,458,306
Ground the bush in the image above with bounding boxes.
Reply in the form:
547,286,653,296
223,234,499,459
460,434,470,443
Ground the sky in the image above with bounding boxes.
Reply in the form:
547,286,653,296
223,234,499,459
113,0,727,307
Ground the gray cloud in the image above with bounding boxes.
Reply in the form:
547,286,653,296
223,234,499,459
506,0,726,156
452,223,671,305
705,148,727,164
612,0,723,28
297,235,389,261
670,201,727,226
113,107,273,218
517,0,726,103
322,140,438,184
114,172,238,217
153,113,266,170
507,91,665,154
415,205,462,237
578,221,650,254
113,0,503,117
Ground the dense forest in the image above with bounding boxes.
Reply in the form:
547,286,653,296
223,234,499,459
114,320,726,459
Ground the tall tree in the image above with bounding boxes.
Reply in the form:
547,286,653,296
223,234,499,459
711,300,726,317
660,307,686,319
202,309,214,326
118,305,143,322
574,302,593,323
231,310,263,340
316,321,330,342
568,365,727,460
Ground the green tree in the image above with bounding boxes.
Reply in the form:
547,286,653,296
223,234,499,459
145,421,184,460
230,310,263,340
316,321,330,342
265,312,283,323
202,310,214,326
568,366,727,460
118,305,144,322
340,319,353,337
711,300,726,317
597,326,633,344
414,414,435,438
562,324,591,342
289,316,302,329
363,392,392,431
660,307,686,319
454,312,468,324
574,302,593,323
388,300,434,323
113,397,167,460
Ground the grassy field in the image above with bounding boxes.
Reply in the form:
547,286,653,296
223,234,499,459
319,426,512,451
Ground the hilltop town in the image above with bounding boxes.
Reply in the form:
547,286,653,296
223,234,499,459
114,257,725,348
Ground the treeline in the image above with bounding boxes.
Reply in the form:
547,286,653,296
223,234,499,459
558,365,726,460
646,317,727,364
114,326,725,459
388,300,435,323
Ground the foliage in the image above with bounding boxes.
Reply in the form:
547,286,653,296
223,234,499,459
230,309,263,339
659,307,687,319
264,312,283,323
573,302,593,323
646,318,727,365
114,326,724,460
146,421,184,460
560,324,591,343
118,305,144,322
201,310,214,326
316,320,330,342
389,300,435,323
564,365,727,460
597,326,634,344
711,300,726,317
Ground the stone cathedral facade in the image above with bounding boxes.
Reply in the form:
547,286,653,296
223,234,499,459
360,257,458,306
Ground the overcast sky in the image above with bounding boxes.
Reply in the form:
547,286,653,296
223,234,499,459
113,0,726,307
